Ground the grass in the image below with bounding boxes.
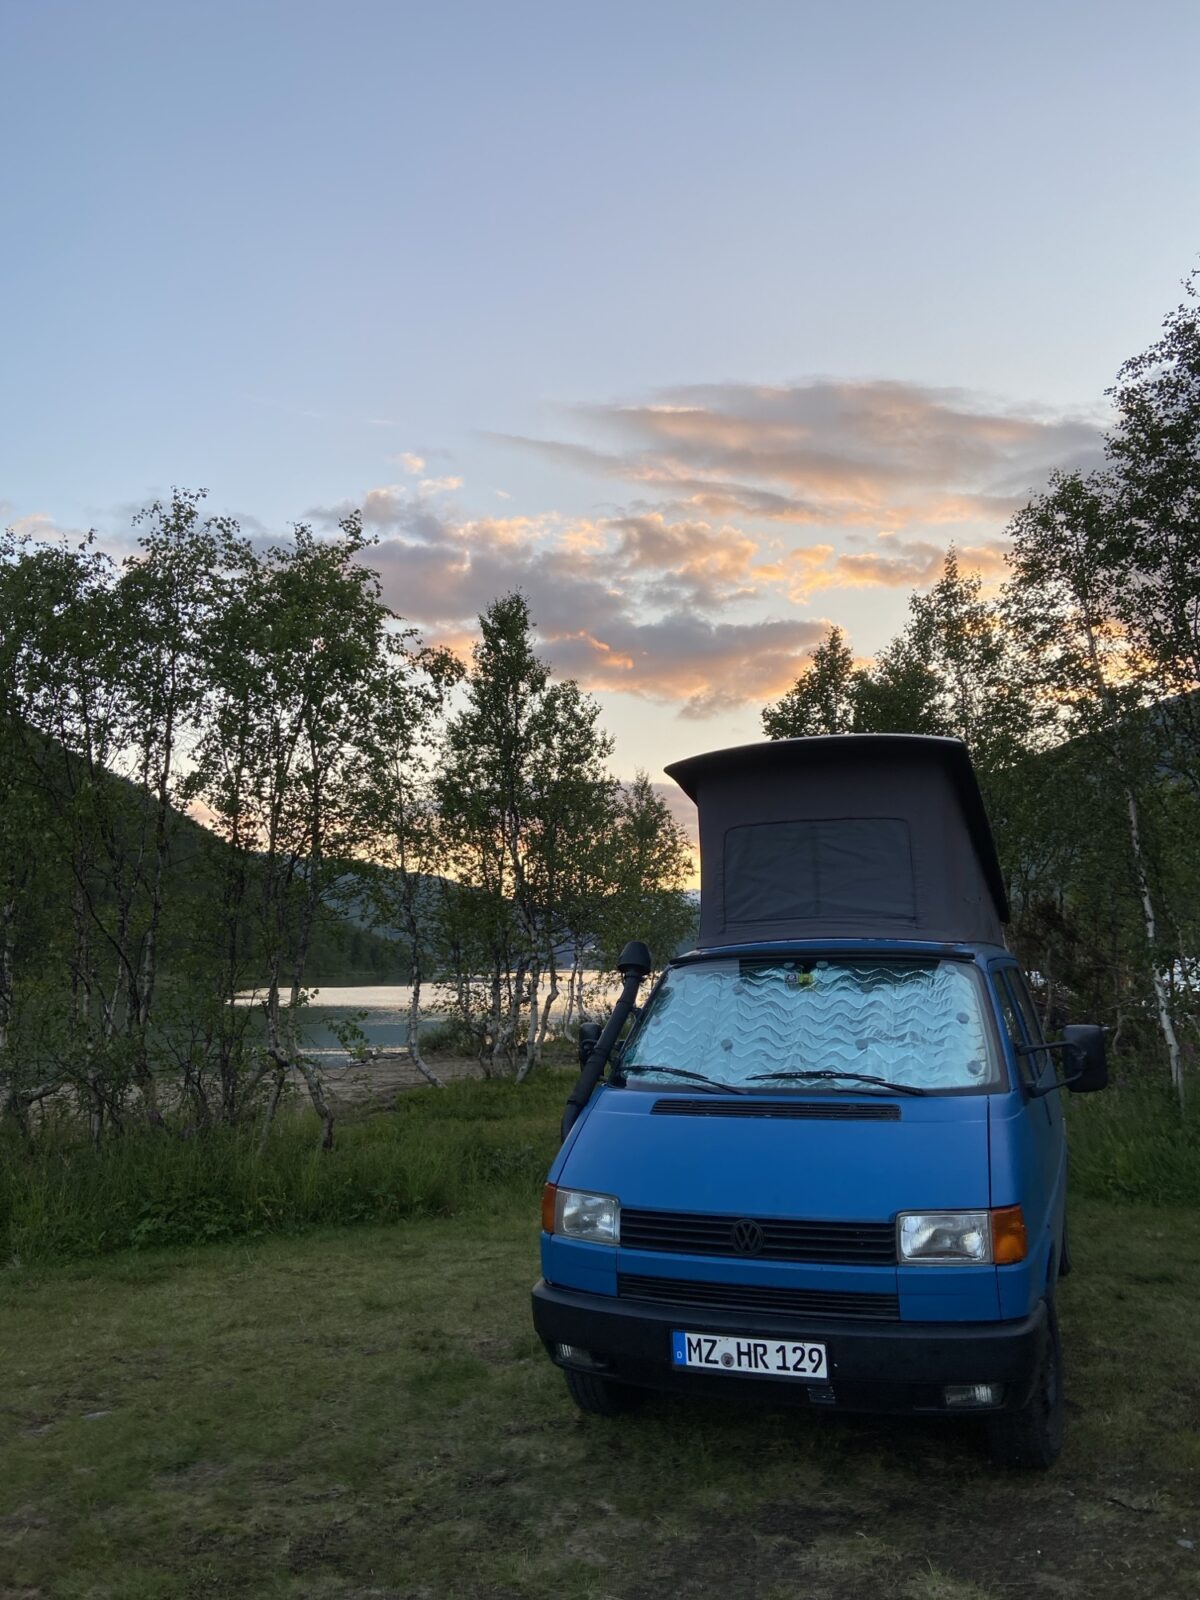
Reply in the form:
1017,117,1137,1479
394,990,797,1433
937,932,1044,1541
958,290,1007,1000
0,1074,568,1264
4,1070,1197,1270
1,1190,1199,1599
1,1073,1198,1596
1066,1083,1200,1205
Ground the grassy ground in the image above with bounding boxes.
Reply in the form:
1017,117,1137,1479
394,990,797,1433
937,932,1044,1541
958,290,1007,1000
2,1192,1198,1600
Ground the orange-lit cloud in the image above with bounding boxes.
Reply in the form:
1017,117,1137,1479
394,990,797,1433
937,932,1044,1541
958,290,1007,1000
498,378,1104,531
305,481,1022,716
301,375,1096,718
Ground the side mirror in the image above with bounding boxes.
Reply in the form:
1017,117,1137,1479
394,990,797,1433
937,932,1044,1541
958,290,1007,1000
577,1021,603,1070
1064,1024,1107,1094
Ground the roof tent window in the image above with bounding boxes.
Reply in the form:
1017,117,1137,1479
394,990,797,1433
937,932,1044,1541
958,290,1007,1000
723,818,915,926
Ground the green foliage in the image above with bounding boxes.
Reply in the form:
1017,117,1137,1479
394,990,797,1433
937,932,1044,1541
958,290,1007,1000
761,624,858,738
417,1016,487,1055
760,286,1200,1103
1067,1085,1200,1206
0,1074,567,1264
432,593,692,1074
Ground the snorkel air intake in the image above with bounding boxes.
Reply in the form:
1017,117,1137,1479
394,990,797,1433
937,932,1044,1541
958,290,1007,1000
560,940,652,1141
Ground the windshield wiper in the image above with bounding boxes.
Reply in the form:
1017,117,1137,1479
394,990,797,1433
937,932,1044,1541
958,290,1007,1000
747,1069,928,1097
621,1065,748,1095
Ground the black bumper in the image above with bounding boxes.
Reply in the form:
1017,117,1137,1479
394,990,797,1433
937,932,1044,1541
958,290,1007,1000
532,1279,1047,1413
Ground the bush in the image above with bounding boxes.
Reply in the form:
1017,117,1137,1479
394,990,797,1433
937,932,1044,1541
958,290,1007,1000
418,1017,486,1056
1067,1082,1200,1206
0,1073,570,1265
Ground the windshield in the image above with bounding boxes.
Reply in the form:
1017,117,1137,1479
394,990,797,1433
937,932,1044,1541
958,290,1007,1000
620,957,999,1093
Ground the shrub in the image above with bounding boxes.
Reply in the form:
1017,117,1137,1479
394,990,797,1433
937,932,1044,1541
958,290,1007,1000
1067,1083,1200,1206
0,1073,569,1265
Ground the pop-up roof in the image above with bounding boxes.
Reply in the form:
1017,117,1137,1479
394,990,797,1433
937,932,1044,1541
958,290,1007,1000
665,734,1009,948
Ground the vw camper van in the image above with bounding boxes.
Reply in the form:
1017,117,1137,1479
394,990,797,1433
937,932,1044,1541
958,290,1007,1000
532,735,1107,1468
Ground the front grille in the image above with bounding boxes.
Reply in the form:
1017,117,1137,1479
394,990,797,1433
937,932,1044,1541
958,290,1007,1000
652,1098,900,1121
618,1273,900,1322
621,1207,896,1265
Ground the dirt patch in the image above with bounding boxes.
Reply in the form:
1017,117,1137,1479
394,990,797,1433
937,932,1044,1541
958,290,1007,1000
307,1052,485,1110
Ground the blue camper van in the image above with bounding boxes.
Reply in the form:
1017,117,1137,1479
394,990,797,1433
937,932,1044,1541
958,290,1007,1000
532,736,1107,1468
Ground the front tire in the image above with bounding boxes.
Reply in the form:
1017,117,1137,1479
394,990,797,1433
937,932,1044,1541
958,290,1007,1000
562,1366,644,1417
986,1302,1065,1469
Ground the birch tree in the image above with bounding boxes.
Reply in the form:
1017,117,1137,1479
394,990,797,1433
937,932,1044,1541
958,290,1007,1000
361,632,462,1086
194,514,397,1147
1007,472,1185,1102
436,593,616,1075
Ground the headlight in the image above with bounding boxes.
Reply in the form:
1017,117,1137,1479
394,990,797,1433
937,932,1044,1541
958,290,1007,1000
898,1211,991,1263
544,1185,620,1246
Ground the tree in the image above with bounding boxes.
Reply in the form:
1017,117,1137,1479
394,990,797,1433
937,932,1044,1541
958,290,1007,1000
360,629,462,1086
194,514,400,1147
761,626,858,738
436,593,617,1076
1106,277,1200,791
1006,470,1186,1103
593,773,696,972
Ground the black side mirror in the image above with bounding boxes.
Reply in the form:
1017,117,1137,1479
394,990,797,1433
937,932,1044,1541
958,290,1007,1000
577,1022,602,1070
1064,1024,1107,1094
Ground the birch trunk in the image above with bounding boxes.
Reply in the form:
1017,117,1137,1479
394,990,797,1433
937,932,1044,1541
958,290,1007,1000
1126,788,1185,1105
1078,612,1185,1104
492,955,526,1076
258,1062,287,1153
534,954,560,1057
289,1051,336,1151
484,962,503,1076
517,960,543,1082
406,970,445,1087
562,956,583,1034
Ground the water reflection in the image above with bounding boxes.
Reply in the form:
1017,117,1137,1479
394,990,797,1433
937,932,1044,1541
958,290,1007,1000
233,977,618,1066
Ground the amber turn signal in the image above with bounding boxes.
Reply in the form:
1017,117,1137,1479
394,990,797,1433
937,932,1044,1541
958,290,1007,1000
991,1204,1028,1264
541,1182,558,1234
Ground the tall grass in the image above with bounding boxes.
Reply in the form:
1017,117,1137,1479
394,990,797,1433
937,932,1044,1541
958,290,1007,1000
0,1075,566,1266
1067,1082,1200,1206
3,1071,1195,1267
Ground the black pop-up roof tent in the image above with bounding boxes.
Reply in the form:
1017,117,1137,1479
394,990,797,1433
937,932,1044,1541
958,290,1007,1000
665,734,1009,948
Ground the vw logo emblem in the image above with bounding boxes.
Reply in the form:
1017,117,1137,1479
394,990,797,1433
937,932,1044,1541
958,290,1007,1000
731,1218,764,1256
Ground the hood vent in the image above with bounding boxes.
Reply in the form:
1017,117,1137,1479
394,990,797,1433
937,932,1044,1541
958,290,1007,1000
651,1097,900,1121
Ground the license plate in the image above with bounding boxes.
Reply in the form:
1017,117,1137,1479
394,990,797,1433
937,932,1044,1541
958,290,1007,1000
672,1331,828,1380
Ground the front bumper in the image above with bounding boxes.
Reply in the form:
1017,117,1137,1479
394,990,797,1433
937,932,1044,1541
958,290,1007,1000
532,1279,1047,1413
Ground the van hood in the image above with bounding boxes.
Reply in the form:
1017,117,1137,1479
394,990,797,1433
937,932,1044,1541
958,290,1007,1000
556,1085,992,1221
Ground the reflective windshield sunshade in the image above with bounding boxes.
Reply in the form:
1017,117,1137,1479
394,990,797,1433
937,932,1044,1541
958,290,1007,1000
621,959,999,1093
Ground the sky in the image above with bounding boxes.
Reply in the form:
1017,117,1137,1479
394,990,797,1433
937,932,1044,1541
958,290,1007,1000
3,0,1199,792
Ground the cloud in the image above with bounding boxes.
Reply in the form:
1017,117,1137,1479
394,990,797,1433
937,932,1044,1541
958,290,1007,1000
540,611,831,718
397,452,426,474
500,378,1105,531
324,469,1025,715
780,533,1011,600
5,510,68,540
343,500,831,716
2,506,97,550
317,372,1099,717
608,513,762,609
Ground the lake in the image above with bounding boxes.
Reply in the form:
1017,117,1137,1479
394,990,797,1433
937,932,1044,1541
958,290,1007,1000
234,977,619,1066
